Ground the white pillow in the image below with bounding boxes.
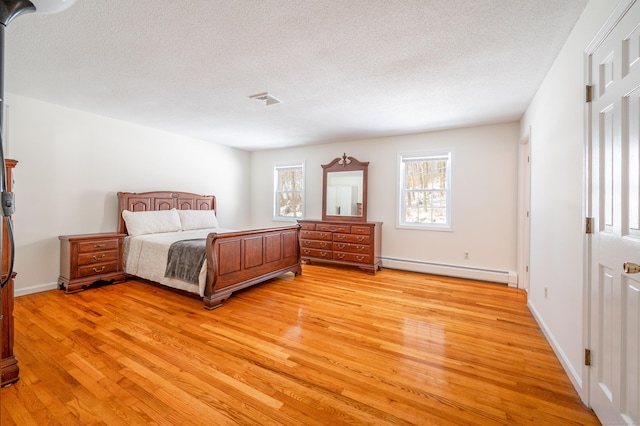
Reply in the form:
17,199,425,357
177,209,219,231
122,208,182,236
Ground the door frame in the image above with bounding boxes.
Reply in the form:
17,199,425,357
583,0,637,407
517,127,531,291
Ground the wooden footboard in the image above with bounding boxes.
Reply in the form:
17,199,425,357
203,225,301,309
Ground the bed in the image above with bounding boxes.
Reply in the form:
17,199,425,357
118,191,301,309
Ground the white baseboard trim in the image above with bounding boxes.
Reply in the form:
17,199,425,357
382,257,516,285
14,281,59,297
527,299,584,398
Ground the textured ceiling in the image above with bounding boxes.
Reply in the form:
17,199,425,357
4,0,588,151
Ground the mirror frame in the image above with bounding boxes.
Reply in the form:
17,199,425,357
321,154,369,222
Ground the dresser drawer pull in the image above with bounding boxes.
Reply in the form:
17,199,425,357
336,243,346,249
356,236,365,242
94,244,106,248
336,253,345,259
303,241,312,246
320,252,328,257
356,256,365,261
320,242,328,248
93,266,106,273
303,249,311,254
320,233,328,238
336,235,345,240
92,254,106,260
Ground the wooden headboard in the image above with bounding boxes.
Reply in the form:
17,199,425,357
117,191,216,234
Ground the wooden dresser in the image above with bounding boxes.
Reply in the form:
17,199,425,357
58,233,127,293
2,159,18,386
298,220,382,274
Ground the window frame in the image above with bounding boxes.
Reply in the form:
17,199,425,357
273,161,305,221
397,151,453,230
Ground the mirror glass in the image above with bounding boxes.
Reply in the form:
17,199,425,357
322,154,368,222
325,171,364,217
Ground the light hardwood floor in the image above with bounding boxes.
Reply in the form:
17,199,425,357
1,265,599,425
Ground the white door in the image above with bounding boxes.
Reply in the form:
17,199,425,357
589,1,640,424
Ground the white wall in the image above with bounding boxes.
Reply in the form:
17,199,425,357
520,0,618,403
5,94,251,295
251,122,519,282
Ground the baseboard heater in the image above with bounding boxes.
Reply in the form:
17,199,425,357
382,256,517,286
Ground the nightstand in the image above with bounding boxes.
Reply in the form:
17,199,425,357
58,233,127,293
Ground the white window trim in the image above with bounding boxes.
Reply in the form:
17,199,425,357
396,150,453,231
273,161,305,221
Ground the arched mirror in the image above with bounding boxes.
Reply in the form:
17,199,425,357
322,154,368,222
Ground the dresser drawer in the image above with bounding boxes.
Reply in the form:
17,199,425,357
333,242,371,255
300,230,333,241
333,233,370,244
316,224,350,233
299,223,316,231
77,250,119,266
333,252,371,264
300,239,332,250
77,239,120,253
76,261,120,279
301,248,332,259
350,226,371,235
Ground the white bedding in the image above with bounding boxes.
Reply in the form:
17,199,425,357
124,228,234,297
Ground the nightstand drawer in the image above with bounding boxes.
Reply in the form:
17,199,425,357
77,239,119,253
77,250,119,266
77,262,120,278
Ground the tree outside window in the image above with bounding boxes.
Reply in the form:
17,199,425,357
399,152,451,228
274,162,304,220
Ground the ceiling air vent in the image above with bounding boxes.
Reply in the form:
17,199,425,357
249,92,282,106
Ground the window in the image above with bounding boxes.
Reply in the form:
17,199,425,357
399,152,451,228
274,162,304,220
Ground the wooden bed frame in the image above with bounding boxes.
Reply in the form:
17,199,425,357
118,191,301,309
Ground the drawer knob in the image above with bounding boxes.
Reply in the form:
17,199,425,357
92,254,106,260
93,266,106,273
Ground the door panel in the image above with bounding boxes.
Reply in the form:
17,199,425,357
589,1,640,424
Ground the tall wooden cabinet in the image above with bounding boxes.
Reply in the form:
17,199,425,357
298,219,382,274
1,159,18,386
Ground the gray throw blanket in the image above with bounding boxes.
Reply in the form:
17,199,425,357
164,239,207,284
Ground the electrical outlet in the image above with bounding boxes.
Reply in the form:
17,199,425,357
464,252,469,259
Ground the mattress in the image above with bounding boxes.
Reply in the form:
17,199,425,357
123,228,233,296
